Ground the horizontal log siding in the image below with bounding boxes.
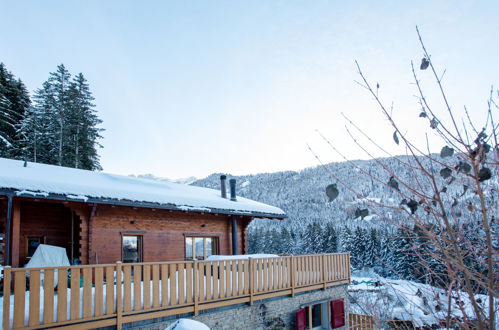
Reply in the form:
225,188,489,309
88,205,251,263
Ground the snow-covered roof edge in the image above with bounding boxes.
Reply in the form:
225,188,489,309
0,158,286,219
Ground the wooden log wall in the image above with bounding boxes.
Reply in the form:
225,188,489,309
85,205,252,264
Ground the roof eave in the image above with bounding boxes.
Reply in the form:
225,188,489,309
0,189,286,220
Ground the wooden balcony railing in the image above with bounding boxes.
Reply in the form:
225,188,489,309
1,253,350,329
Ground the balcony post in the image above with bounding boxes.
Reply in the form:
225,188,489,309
249,257,254,305
116,261,123,330
290,256,295,297
322,254,326,290
194,260,199,316
2,266,11,330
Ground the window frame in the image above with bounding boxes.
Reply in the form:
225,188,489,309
184,235,219,260
25,235,45,259
301,301,331,330
121,234,143,263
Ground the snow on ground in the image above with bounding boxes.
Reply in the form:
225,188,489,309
0,158,285,217
164,319,210,330
349,275,492,327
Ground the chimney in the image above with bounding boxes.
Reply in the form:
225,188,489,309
220,175,227,198
229,179,237,201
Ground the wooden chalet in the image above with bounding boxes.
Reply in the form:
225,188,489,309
0,157,286,267
0,158,351,330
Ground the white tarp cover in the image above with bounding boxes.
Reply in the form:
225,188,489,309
165,319,210,330
25,244,70,288
25,244,70,269
0,158,285,218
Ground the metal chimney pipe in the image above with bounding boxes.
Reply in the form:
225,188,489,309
229,179,237,201
220,175,227,198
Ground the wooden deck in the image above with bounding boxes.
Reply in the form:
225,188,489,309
1,253,350,329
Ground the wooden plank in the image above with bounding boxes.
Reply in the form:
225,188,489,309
193,261,199,315
205,261,212,301
314,256,318,283
3,267,11,330
231,260,237,296
224,261,230,297
243,260,249,294
273,258,278,291
294,257,299,286
152,264,160,308
116,262,123,327
177,263,185,305
212,261,219,299
284,258,288,288
94,267,104,317
123,265,132,312
332,254,339,281
28,270,41,326
219,261,225,298
43,269,54,324
238,260,244,295
82,268,92,318
70,268,80,320
186,263,193,303
133,265,142,310
269,259,275,290
105,266,114,314
262,259,268,291
341,254,345,280
57,269,68,322
324,255,329,282
306,256,311,284
198,262,205,302
169,264,177,305
143,264,151,309
161,264,168,307
256,259,262,292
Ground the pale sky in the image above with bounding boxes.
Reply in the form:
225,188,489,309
1,1,498,179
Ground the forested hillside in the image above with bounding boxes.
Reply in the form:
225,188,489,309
192,153,497,281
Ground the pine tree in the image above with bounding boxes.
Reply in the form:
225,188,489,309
377,233,395,277
364,228,380,268
351,226,368,269
23,81,58,164
20,65,103,169
322,222,338,253
0,63,31,158
280,227,293,254
392,227,418,280
66,73,103,170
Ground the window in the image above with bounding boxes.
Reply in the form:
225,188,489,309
185,236,217,260
26,236,44,258
122,235,142,263
296,301,332,330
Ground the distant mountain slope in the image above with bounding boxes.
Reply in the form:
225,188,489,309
191,154,485,230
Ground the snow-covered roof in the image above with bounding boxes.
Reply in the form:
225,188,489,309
0,158,286,219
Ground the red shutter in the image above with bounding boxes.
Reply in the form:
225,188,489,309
295,308,307,330
331,299,345,328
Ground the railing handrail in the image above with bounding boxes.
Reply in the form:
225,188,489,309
5,252,350,272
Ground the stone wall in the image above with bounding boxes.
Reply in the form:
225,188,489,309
126,285,348,330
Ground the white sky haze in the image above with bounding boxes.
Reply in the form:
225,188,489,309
1,1,498,179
